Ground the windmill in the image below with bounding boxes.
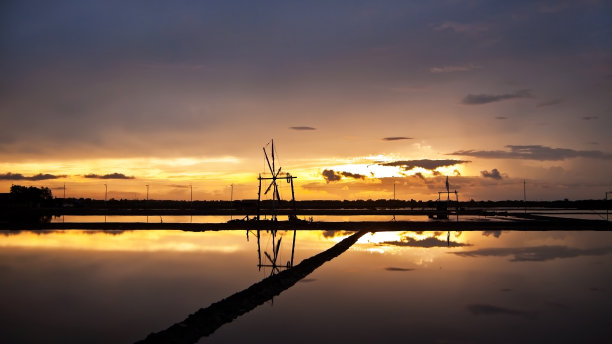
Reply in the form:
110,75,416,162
257,139,297,221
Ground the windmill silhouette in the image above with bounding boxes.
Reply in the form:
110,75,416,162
257,139,297,221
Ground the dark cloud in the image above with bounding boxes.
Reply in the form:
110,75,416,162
495,116,508,120
380,159,470,171
0,172,66,181
168,184,190,189
481,168,503,180
536,98,564,107
582,116,598,120
341,171,366,180
453,169,461,176
451,145,612,161
453,245,612,262
433,21,489,34
84,173,135,180
289,126,316,131
429,64,481,73
432,170,442,176
467,304,537,319
385,267,415,272
382,137,413,141
321,169,365,183
414,172,426,181
380,236,470,248
461,89,533,105
322,170,341,183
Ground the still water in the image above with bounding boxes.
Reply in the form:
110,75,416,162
1,229,611,343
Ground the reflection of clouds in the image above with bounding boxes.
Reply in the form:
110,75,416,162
321,230,356,238
0,230,245,252
299,278,317,283
467,304,537,319
1,230,127,236
544,301,570,309
380,236,469,248
385,267,414,272
454,246,612,262
482,230,502,238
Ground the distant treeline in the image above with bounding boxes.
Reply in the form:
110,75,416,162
1,185,610,214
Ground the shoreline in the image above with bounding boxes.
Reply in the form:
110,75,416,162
3,217,611,231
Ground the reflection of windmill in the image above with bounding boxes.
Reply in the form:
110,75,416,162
250,229,297,276
257,139,297,221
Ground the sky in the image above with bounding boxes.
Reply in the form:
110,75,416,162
1,0,611,201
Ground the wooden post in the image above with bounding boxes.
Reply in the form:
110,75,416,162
290,175,297,217
257,174,262,220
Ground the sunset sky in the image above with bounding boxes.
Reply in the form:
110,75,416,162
1,0,611,201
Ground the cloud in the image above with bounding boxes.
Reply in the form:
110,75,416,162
168,184,190,189
321,169,366,183
433,22,489,34
539,2,571,13
461,89,533,105
382,137,413,141
341,171,366,180
429,64,481,73
289,126,316,131
322,170,344,183
84,173,135,179
536,98,564,107
495,116,508,120
414,172,426,181
453,169,461,176
481,168,503,180
467,304,537,319
450,145,612,161
582,116,598,120
0,172,66,181
453,245,612,262
380,159,470,171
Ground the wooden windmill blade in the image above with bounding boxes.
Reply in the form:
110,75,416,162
263,147,273,174
264,180,275,194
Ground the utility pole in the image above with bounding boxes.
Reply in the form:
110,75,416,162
146,185,149,201
190,184,193,207
230,184,234,220
606,191,611,221
63,183,66,199
104,184,108,202
523,179,527,214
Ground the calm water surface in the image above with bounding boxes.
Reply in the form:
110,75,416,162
1,229,611,343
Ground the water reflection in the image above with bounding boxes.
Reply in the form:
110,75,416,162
137,230,367,344
0,230,611,343
251,229,297,276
